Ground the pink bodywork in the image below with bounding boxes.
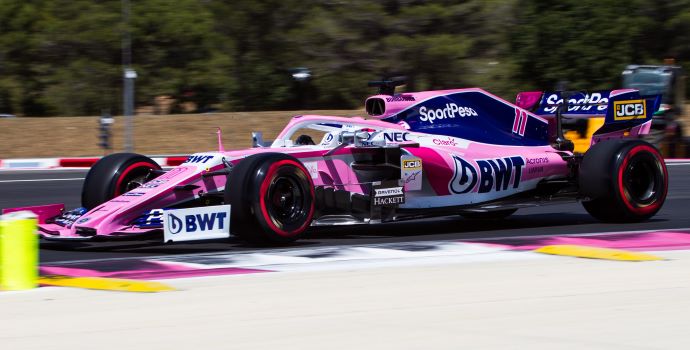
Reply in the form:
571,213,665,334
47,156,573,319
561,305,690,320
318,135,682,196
27,86,648,240
2,204,64,224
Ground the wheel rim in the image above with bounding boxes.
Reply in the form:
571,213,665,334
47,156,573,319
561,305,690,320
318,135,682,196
266,174,308,229
257,159,315,237
123,173,148,192
114,162,156,196
621,153,663,206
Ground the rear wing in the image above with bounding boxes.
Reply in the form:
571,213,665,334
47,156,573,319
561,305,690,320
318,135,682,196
516,89,662,143
523,90,661,122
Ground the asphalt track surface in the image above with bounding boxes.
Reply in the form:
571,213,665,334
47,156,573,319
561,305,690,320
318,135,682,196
1,163,689,264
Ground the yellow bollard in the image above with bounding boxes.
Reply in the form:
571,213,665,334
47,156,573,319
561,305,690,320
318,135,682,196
0,211,39,290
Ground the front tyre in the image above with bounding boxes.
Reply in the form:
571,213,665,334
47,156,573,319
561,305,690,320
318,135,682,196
81,153,161,210
225,153,315,245
579,140,667,222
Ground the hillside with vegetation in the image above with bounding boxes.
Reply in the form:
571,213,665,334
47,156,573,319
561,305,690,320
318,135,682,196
0,0,688,116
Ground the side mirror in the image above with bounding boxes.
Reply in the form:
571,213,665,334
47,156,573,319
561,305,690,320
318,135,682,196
252,131,264,148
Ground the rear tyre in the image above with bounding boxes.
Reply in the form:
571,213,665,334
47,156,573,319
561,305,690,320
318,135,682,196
81,153,161,210
225,153,315,245
579,140,667,222
459,209,517,220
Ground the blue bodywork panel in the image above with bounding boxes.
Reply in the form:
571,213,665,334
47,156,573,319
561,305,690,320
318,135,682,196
382,90,550,146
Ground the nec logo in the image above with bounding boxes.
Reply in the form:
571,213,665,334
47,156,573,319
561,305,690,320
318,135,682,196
167,212,227,234
613,99,646,120
383,132,411,142
184,155,215,164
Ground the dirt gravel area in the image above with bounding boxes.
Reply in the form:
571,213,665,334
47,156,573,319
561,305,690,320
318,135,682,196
0,110,363,159
2,105,689,159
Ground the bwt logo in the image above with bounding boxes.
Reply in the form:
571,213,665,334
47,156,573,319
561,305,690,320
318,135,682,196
167,212,228,234
450,156,525,194
614,100,646,120
184,155,215,164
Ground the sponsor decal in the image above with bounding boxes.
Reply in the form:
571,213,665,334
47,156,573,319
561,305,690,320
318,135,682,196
303,161,319,179
450,155,525,194
432,137,458,147
526,157,549,165
137,209,164,228
163,205,231,242
76,217,90,224
404,171,421,183
383,132,411,143
402,159,422,169
53,208,88,228
385,95,416,102
542,92,609,114
184,155,215,164
397,121,411,130
528,167,544,174
372,182,405,206
419,103,478,124
613,99,646,120
373,197,404,206
374,187,404,197
141,178,168,189
122,192,145,197
401,156,423,191
359,140,385,147
321,133,334,145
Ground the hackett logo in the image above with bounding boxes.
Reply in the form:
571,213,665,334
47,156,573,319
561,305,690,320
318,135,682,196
373,196,404,206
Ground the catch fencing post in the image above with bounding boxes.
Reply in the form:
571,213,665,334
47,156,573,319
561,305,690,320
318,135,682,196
0,211,38,290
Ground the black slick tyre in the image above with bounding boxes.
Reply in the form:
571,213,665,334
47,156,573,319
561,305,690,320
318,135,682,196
579,140,668,222
81,153,161,210
225,153,315,245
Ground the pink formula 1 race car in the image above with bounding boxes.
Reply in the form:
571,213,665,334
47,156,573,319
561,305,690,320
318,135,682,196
12,80,668,245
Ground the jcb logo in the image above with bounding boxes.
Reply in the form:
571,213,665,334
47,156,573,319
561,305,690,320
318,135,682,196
614,100,646,120
403,160,422,169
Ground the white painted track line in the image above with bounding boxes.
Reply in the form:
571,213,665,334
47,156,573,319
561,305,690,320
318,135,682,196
0,178,84,183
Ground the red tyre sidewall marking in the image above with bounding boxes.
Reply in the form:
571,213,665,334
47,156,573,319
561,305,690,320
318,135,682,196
114,162,157,196
258,159,315,237
616,145,667,215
